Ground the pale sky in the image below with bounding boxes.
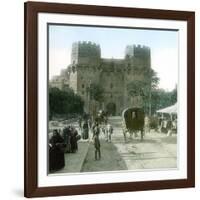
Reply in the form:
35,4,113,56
49,25,178,91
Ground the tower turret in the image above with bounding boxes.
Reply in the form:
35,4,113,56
125,44,151,68
71,41,101,65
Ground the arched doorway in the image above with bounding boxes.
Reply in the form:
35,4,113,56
106,102,116,116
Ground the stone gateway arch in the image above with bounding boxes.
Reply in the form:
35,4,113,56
50,41,151,116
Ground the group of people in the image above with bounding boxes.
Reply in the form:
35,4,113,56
143,114,177,137
62,126,80,153
79,115,114,160
158,116,177,136
49,126,81,172
49,114,114,172
100,123,114,143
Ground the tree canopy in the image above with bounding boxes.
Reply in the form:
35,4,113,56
150,87,177,114
49,87,84,119
87,83,104,102
127,68,160,114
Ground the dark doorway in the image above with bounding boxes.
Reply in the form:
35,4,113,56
106,102,116,116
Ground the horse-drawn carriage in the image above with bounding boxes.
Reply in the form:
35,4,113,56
122,107,145,142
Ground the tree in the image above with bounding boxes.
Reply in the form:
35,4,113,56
170,85,177,104
150,69,160,90
149,87,177,114
49,87,84,119
127,68,160,114
87,83,104,102
148,69,160,115
86,83,104,116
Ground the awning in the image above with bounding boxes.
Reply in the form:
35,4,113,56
156,103,177,114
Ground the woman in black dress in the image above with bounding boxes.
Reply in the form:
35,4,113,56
49,129,65,172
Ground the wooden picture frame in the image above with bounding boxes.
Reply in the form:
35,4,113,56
24,1,195,198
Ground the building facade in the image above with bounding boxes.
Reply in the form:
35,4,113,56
50,41,151,116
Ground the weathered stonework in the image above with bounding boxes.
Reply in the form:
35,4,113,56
50,41,151,115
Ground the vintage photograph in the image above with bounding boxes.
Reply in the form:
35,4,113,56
48,24,178,174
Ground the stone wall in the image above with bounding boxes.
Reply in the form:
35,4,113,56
71,41,101,65
50,41,151,115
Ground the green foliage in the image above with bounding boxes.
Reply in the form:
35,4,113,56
127,80,148,98
127,69,160,110
127,69,159,96
87,83,104,102
150,69,160,89
150,87,177,114
127,68,177,115
49,87,84,119
170,86,177,105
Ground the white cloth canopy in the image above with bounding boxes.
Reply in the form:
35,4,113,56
156,103,177,114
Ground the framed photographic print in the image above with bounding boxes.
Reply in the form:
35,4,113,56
24,1,195,198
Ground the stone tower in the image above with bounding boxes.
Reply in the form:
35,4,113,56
71,41,101,65
69,42,102,112
125,44,151,68
124,45,151,110
51,41,151,115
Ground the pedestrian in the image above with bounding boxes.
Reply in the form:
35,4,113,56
93,123,101,160
70,126,78,153
101,124,106,136
62,127,71,153
172,117,177,134
167,119,173,136
88,117,92,129
82,120,89,139
78,117,82,131
49,129,65,172
158,117,163,133
106,123,113,142
161,117,168,133
92,121,96,133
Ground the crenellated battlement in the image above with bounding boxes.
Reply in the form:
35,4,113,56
133,45,150,56
51,41,152,115
125,44,150,58
71,41,150,67
77,41,100,47
125,44,151,68
133,44,150,49
71,41,101,65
